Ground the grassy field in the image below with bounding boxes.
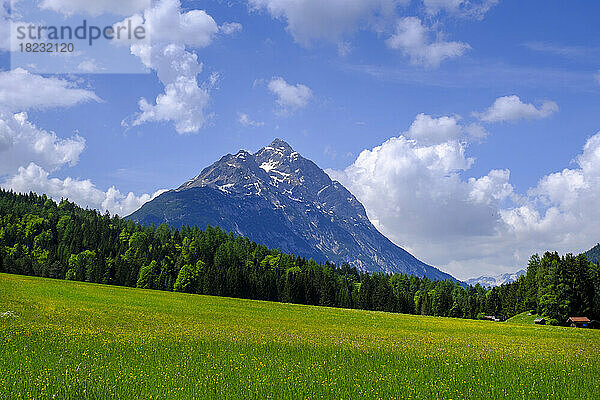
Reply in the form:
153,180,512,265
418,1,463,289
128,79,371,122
1,274,599,399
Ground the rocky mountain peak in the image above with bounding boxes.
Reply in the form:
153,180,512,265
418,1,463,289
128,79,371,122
130,138,457,281
177,148,268,194
268,138,294,152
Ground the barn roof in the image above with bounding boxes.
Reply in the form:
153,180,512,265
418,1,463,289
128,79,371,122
567,317,590,323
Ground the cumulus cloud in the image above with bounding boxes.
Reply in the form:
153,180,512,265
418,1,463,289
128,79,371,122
238,113,265,127
0,68,164,216
39,0,149,17
386,17,470,67
405,113,462,145
500,132,600,254
0,112,85,176
327,126,514,279
329,133,508,240
402,114,487,145
330,110,600,279
2,163,166,216
139,2,218,47
117,0,225,134
132,45,215,134
475,95,558,123
0,68,100,112
268,77,312,112
249,0,405,46
0,68,99,177
0,70,98,177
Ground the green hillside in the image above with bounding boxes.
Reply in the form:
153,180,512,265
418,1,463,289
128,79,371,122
505,311,542,325
1,274,599,399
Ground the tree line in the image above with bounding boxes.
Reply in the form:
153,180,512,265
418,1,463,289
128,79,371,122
1,189,598,324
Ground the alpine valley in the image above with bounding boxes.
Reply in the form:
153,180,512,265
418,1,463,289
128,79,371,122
127,139,455,281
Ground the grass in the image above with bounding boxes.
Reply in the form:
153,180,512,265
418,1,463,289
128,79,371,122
1,273,599,399
505,311,542,325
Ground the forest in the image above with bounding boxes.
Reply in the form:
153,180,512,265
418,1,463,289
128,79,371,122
1,189,599,324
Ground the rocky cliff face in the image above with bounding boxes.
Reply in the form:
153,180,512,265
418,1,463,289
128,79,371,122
128,139,456,281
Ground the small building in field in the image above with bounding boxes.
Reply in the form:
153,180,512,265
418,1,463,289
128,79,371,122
534,318,546,325
567,317,591,328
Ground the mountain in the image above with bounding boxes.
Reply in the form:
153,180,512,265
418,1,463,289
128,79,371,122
465,270,526,288
127,139,456,281
585,243,600,264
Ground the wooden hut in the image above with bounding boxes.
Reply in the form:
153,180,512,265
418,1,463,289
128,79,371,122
567,317,591,328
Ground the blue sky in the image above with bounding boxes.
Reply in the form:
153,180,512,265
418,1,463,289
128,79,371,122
1,0,600,279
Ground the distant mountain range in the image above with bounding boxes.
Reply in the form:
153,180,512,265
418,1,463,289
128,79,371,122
585,243,600,264
465,243,600,288
127,139,456,281
465,270,526,288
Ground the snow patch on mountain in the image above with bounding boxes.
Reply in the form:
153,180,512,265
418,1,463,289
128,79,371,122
465,269,526,287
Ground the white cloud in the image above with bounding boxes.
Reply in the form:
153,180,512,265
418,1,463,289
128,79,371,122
0,68,100,112
268,77,312,112
464,123,489,140
402,113,487,145
330,110,600,279
0,112,85,176
2,163,166,216
238,113,265,127
0,68,161,217
386,17,470,67
329,134,511,248
118,0,225,134
475,95,558,123
77,60,102,73
249,0,405,46
328,128,515,279
500,132,600,254
142,1,218,47
423,0,498,19
132,44,214,134
405,113,462,145
39,0,149,17
220,22,243,35
0,69,94,177
595,70,600,85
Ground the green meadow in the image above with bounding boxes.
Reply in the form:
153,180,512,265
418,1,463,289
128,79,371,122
1,273,599,399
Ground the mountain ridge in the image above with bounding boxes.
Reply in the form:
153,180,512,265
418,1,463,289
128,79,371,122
127,139,456,281
465,269,526,288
